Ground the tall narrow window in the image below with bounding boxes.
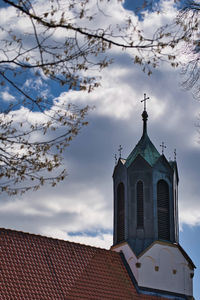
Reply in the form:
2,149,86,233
137,181,144,228
117,183,125,243
157,180,170,240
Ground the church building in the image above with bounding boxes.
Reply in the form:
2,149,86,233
0,97,195,299
111,96,195,297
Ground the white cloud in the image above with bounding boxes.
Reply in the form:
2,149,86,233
1,90,15,102
0,0,199,248
180,209,200,228
55,77,138,120
0,2,199,297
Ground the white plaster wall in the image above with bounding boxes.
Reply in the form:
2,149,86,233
137,243,193,296
111,242,194,296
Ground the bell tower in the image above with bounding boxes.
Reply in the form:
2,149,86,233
113,96,179,255
112,95,195,297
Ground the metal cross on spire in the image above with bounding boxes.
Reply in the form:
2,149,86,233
160,141,166,155
174,149,177,161
118,145,123,158
114,154,117,165
141,93,150,111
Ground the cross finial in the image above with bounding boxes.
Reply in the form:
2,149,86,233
160,141,166,155
141,93,150,111
118,145,123,158
174,149,177,161
114,154,117,165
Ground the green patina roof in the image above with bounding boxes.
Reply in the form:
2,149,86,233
125,131,161,167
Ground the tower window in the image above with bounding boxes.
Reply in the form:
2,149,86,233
117,183,125,243
137,181,144,228
157,180,170,240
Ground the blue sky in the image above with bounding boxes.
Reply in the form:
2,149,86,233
124,1,200,297
0,0,199,298
180,225,200,298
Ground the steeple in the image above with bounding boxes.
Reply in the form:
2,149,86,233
125,106,160,168
113,99,179,255
141,93,149,136
142,110,148,136
112,98,195,298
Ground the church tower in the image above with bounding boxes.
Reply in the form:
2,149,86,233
111,95,195,297
113,99,179,255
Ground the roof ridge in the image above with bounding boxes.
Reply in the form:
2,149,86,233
0,227,111,253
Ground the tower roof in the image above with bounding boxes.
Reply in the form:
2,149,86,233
125,109,160,167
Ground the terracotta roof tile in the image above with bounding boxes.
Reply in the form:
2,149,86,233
0,228,171,300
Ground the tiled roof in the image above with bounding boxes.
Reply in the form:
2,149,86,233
0,228,171,300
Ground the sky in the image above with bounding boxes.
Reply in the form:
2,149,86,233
0,0,199,298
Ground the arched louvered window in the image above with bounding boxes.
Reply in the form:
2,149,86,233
117,183,125,243
137,181,144,228
157,180,170,240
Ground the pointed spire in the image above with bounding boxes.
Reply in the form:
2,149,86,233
141,93,149,136
142,110,148,135
126,94,160,168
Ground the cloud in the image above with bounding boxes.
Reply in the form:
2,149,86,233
1,90,15,102
0,0,199,252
